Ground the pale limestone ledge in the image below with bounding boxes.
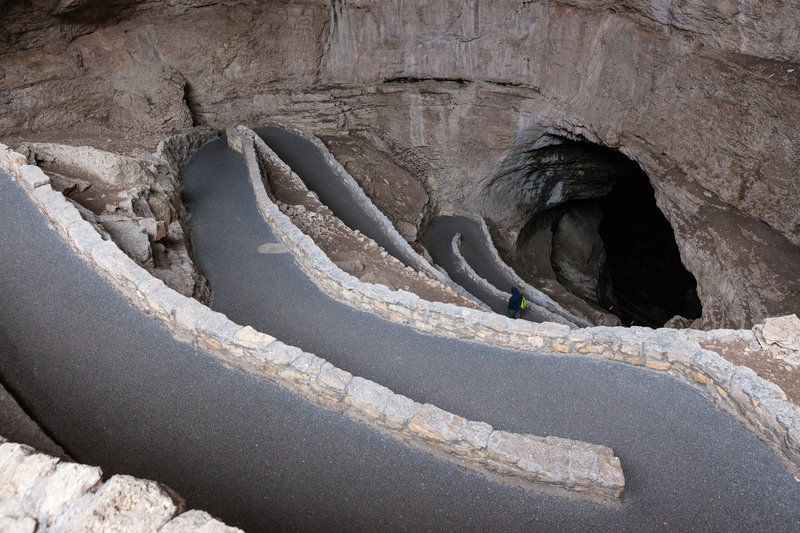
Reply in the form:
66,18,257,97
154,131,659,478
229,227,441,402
225,126,800,480
0,143,625,505
0,439,240,532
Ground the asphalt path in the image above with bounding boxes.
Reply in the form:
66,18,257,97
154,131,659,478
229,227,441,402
180,136,800,530
0,169,644,532
257,126,544,320
254,126,413,269
2,135,799,531
422,215,545,320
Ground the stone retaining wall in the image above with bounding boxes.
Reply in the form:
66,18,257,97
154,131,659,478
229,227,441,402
439,207,591,327
258,121,480,303
450,232,575,326
0,438,240,532
229,126,800,480
0,141,626,506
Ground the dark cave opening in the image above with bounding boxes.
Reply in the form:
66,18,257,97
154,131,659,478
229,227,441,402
510,138,702,328
595,171,702,327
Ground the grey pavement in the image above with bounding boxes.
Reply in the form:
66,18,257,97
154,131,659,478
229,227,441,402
255,126,413,268
0,169,603,532
422,214,544,320
1,135,799,531
182,137,800,530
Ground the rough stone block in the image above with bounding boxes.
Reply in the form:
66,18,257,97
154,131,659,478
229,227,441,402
194,309,241,343
521,441,569,484
26,461,102,527
407,404,468,443
383,394,421,429
68,221,105,251
552,341,572,353
537,322,571,339
285,352,326,381
567,445,600,484
53,475,178,532
143,285,188,319
160,510,242,533
32,185,62,207
730,367,787,409
644,360,671,371
486,430,537,465
524,335,546,349
94,244,141,280
693,349,736,386
233,326,276,350
47,199,85,229
174,298,209,331
769,400,800,430
18,165,49,189
0,443,59,499
662,341,698,368
0,144,29,172
89,240,128,273
344,377,393,418
480,313,508,333
596,454,625,489
315,362,352,396
642,340,668,361
458,421,493,450
265,342,303,367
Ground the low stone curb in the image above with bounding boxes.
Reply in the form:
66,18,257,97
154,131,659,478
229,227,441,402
225,127,800,480
450,232,574,325
258,120,480,303
0,438,240,532
0,141,626,505
451,232,514,303
439,207,590,327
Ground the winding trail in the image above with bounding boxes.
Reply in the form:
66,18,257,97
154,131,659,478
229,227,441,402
423,214,547,320
1,133,799,531
255,126,413,268
256,125,539,319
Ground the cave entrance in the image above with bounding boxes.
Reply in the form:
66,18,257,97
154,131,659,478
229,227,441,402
594,170,701,327
513,138,701,328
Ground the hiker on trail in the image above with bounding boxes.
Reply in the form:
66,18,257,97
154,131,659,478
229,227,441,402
508,286,526,319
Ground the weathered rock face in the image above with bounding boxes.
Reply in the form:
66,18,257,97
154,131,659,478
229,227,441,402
550,203,611,311
1,0,798,328
17,131,216,302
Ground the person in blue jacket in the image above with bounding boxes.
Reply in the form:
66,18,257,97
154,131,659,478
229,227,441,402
508,286,526,319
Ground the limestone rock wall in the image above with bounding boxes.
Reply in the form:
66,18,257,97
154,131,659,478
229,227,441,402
0,438,241,532
1,0,798,328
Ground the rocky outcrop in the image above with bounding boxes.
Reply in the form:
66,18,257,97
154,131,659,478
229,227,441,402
15,128,217,301
755,314,800,366
0,439,241,532
1,0,798,328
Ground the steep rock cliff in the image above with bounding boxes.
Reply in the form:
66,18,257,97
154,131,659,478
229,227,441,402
1,0,798,327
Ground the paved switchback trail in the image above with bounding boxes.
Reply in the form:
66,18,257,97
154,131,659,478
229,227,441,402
181,135,800,530
0,134,798,531
255,126,413,268
423,214,547,320
256,125,543,319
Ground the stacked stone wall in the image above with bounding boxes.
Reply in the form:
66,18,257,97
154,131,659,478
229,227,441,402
0,141,626,506
440,208,592,327
258,121,477,301
229,126,800,480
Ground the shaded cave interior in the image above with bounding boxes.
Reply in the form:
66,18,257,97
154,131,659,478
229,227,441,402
507,137,702,328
